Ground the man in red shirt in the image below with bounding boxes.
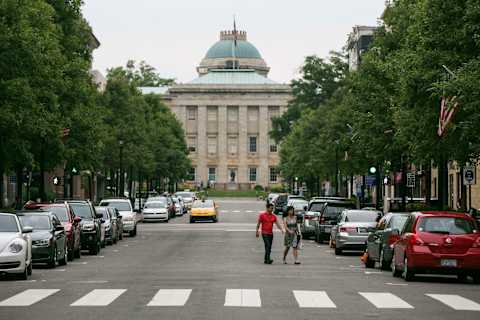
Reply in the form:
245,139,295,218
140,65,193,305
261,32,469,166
256,203,284,264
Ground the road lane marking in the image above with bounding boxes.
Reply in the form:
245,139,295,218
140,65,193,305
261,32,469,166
426,294,480,311
359,292,413,309
225,289,261,307
293,290,336,308
232,210,241,213
147,289,192,306
0,289,60,307
70,280,109,284
69,262,88,265
71,289,126,306
245,210,254,213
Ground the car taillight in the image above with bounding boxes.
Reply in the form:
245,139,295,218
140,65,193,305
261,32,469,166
64,223,72,233
304,215,313,220
340,227,357,233
409,234,424,246
388,234,400,246
319,217,325,224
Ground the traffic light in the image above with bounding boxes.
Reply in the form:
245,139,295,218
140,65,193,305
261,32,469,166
369,166,377,174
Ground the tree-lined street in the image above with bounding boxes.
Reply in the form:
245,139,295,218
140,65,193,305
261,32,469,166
1,199,479,320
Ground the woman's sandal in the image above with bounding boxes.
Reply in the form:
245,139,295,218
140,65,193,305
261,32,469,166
294,261,301,265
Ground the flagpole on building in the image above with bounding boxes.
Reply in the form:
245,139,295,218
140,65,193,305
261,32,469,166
232,15,237,70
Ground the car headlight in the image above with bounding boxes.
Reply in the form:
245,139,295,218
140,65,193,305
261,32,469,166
82,222,95,231
9,241,23,253
33,238,51,247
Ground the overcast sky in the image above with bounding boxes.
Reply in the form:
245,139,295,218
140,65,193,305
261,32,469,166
83,0,386,84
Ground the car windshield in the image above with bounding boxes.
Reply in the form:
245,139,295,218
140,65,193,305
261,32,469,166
101,201,131,211
291,200,308,210
176,192,193,198
192,201,214,209
390,215,408,231
0,215,19,232
70,203,93,219
309,202,325,212
42,206,69,222
144,202,167,209
325,204,355,218
19,215,51,230
417,217,475,235
95,207,109,219
345,211,379,222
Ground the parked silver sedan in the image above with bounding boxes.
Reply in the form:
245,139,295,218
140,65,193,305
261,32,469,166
331,210,381,255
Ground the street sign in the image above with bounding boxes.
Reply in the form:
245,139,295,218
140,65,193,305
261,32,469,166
464,166,476,185
406,173,415,188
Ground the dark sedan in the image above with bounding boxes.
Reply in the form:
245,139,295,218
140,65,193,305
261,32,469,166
18,211,67,268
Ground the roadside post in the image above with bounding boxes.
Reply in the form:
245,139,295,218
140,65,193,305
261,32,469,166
463,165,476,210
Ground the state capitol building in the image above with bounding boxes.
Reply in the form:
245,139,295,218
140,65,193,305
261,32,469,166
144,29,292,190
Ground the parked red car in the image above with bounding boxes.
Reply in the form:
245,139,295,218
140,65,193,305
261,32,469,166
392,211,480,283
24,202,82,261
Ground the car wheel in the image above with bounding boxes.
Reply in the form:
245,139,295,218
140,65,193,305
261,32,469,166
334,247,342,255
74,246,81,259
365,254,375,268
67,244,74,261
457,273,468,283
48,246,57,268
403,256,415,281
90,241,99,255
472,273,480,284
27,261,32,276
119,232,123,240
190,217,194,223
391,251,401,277
58,246,68,266
19,265,28,280
379,249,390,271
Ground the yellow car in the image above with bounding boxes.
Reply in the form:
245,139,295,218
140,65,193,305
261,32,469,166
190,200,218,223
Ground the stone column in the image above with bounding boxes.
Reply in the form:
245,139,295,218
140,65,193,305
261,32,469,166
197,106,207,186
217,106,227,185
238,106,248,184
259,106,269,187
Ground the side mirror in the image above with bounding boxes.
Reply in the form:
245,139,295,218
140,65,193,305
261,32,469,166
55,225,65,232
100,219,105,224
22,226,33,234
73,216,82,223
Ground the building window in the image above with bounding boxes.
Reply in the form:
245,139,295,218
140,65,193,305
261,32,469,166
207,106,218,122
249,136,257,153
228,135,238,155
207,136,217,155
269,138,277,153
208,167,216,182
249,167,257,182
187,136,197,153
269,167,278,183
187,107,197,120
187,167,196,181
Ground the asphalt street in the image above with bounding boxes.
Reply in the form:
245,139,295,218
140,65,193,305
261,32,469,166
1,198,480,320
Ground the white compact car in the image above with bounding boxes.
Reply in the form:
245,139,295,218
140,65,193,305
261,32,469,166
99,198,139,237
0,212,33,279
142,200,169,222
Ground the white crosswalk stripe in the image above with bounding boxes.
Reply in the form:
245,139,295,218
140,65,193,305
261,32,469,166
359,292,414,309
147,289,192,306
293,290,336,308
70,289,126,306
0,289,60,307
426,294,480,311
225,289,261,307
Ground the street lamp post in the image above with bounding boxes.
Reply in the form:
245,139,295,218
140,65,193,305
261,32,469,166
119,140,124,197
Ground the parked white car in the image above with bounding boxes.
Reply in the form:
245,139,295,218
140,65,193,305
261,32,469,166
0,212,33,279
99,198,139,237
143,200,169,222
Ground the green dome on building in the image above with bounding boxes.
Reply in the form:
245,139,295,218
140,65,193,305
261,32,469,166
205,40,262,59
197,30,270,76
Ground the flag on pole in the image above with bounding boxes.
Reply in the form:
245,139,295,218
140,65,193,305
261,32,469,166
437,96,460,137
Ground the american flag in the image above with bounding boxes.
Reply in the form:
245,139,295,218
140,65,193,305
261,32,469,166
437,96,459,137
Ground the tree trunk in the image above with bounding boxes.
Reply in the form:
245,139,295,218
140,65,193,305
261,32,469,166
401,159,407,212
15,166,23,210
128,166,134,200
438,156,448,210
425,164,432,206
0,164,4,208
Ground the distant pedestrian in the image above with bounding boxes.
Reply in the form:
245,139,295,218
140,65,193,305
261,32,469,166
282,206,302,264
256,203,284,264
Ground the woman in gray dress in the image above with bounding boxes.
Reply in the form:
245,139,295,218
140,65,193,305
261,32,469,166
282,206,302,264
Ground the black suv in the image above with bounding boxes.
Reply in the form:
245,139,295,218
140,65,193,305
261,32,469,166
65,200,103,255
274,194,305,215
314,200,356,243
